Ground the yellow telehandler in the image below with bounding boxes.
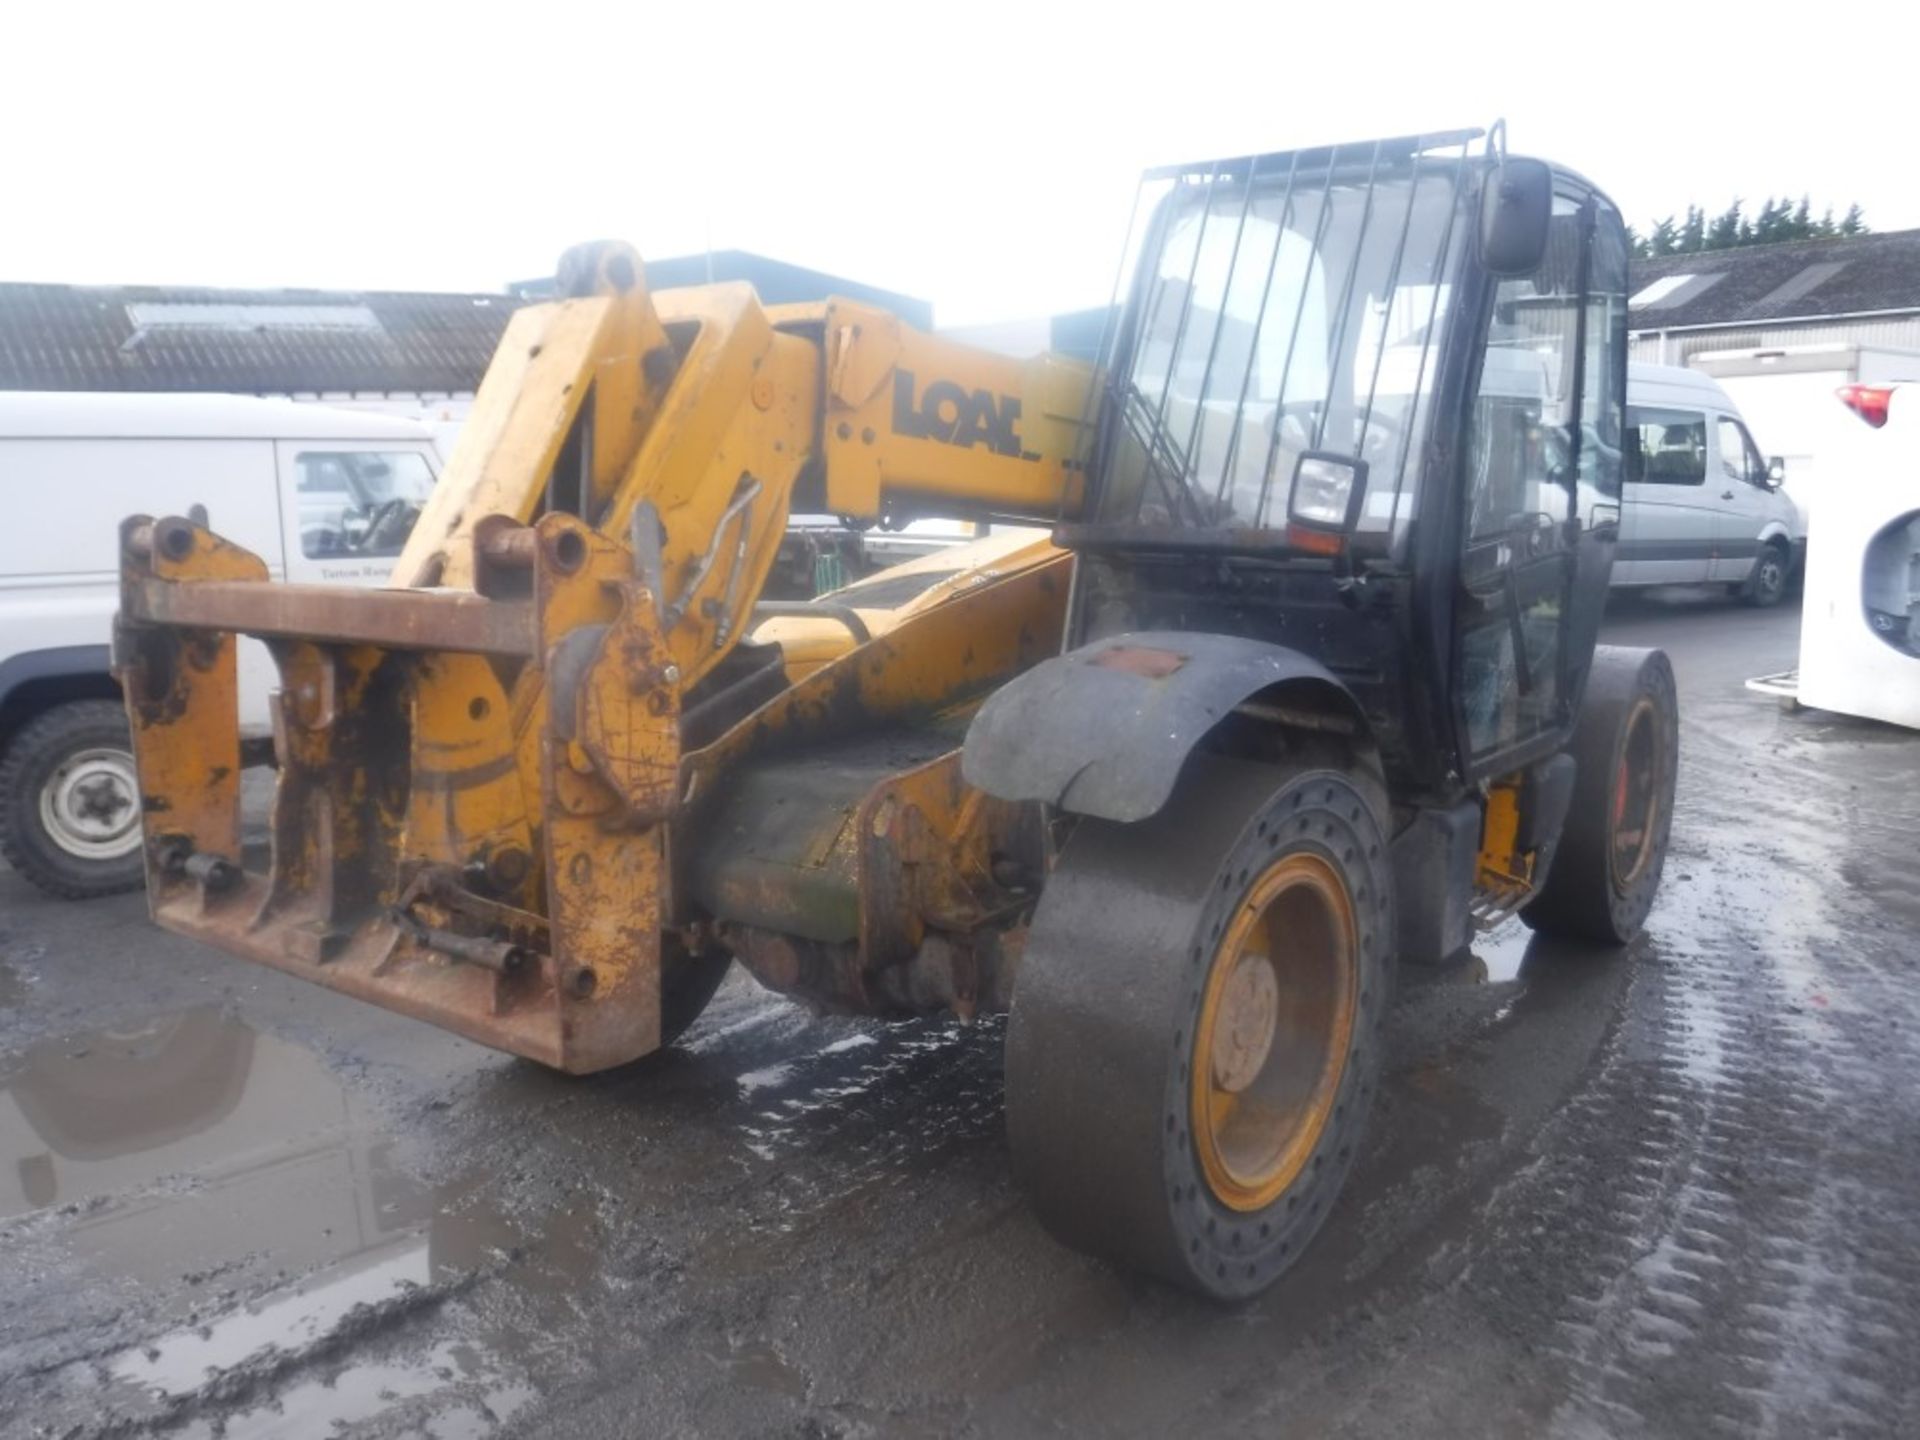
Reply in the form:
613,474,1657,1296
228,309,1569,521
114,128,1676,1298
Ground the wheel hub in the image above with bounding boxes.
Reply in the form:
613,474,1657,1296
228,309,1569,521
1191,852,1358,1212
39,748,142,861
1210,952,1279,1093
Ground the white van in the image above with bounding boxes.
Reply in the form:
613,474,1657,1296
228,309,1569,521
0,392,443,899
1618,364,1801,605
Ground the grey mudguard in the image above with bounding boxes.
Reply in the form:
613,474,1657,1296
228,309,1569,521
961,630,1358,823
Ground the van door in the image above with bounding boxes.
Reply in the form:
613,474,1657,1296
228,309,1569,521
1623,405,1716,582
1709,414,1774,582
277,442,440,586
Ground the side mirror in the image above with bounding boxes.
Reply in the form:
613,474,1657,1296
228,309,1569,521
1287,452,1370,549
1478,157,1554,278
1766,456,1786,490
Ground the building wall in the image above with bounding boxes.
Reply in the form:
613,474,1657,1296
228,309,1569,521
292,392,475,452
1630,314,1920,368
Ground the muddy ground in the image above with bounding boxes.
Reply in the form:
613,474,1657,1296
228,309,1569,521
3,590,1917,1439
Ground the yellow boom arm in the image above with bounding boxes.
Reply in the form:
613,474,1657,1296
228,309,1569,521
114,241,1089,1072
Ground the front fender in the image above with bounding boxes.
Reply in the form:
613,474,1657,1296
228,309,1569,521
962,630,1360,823
0,644,114,711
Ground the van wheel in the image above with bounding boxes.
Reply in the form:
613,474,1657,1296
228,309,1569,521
0,700,147,899
1739,542,1790,608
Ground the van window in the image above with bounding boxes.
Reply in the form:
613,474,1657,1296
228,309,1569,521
1717,416,1767,487
296,450,435,559
1627,407,1706,486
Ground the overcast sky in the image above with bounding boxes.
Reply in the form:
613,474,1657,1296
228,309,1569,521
4,2,1909,325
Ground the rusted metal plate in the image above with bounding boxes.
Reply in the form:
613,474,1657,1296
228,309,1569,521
126,578,535,656
532,514,674,1063
1090,644,1187,678
148,881,585,1071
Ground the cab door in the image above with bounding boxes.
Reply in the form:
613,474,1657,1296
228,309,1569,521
1454,190,1628,774
1709,414,1773,581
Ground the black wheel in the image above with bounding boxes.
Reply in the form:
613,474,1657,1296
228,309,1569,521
1005,751,1393,1301
658,936,733,1048
0,699,146,900
1740,541,1790,608
1522,647,1678,944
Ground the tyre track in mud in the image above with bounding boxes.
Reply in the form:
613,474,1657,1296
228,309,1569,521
1490,608,1920,1438
8,598,1920,1439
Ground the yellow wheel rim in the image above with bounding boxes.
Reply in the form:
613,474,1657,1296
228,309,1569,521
1611,697,1661,891
1190,851,1359,1213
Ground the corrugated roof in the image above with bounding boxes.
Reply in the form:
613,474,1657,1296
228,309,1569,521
1629,229,1920,330
0,283,520,394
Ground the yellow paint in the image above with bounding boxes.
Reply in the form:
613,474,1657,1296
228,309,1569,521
121,241,1094,1072
751,529,1063,684
1475,774,1536,909
813,300,1091,521
115,519,266,881
1191,852,1358,1212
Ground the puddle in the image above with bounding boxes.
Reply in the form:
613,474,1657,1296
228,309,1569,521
169,1342,538,1440
0,1007,574,1435
703,1336,810,1402
0,1007,477,1271
1473,918,1533,984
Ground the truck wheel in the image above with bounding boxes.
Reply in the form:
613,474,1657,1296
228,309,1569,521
1005,752,1393,1301
0,700,147,900
1522,647,1677,944
1739,541,1790,607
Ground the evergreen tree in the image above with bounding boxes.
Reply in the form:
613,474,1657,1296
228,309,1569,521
1707,200,1745,249
1631,199,1868,255
1680,205,1706,254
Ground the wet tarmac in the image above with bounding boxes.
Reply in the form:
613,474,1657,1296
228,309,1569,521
3,588,1918,1438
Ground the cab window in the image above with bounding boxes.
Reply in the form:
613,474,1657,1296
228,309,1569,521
295,449,435,560
1628,408,1707,486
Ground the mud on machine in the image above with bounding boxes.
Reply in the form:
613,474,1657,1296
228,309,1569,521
116,127,1677,1299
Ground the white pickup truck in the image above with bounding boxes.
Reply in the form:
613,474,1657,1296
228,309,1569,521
0,392,443,898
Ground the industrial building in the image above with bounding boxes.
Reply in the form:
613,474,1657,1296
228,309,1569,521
0,253,930,438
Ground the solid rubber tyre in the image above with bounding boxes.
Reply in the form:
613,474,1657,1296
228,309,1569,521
1005,751,1393,1301
1522,646,1678,943
0,699,146,900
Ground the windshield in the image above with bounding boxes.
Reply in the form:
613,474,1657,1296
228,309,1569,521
1096,143,1472,546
